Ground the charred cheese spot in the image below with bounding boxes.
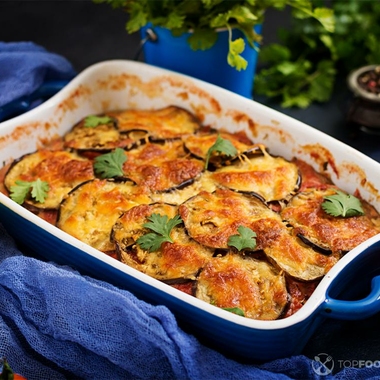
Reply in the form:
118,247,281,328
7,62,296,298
195,253,288,320
179,189,279,249
110,106,201,140
57,179,151,252
281,188,380,253
112,203,214,281
4,150,94,209
122,141,204,191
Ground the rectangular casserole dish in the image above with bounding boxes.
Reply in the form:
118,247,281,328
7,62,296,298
1,60,380,361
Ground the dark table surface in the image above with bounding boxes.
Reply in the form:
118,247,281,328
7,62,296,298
2,1,380,373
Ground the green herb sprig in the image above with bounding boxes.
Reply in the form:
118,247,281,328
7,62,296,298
204,134,238,170
84,115,113,128
93,0,333,71
227,225,257,251
322,190,364,218
10,179,50,204
136,213,183,252
93,148,127,178
255,1,380,108
223,307,245,317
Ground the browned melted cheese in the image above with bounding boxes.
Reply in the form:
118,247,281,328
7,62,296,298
5,105,380,321
4,150,94,209
112,203,214,281
196,253,288,320
122,141,204,191
64,118,125,151
211,146,299,202
281,187,380,253
57,179,151,252
110,106,201,139
183,131,254,162
179,189,279,249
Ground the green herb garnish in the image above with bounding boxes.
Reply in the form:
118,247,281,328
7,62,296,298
84,115,113,128
136,213,183,252
94,0,333,71
223,307,245,317
322,190,364,218
93,148,126,178
204,134,238,170
227,225,257,251
255,1,380,108
10,179,50,204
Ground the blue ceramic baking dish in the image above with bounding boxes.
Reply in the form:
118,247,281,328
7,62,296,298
1,60,380,361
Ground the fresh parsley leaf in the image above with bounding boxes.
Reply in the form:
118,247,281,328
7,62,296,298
223,307,245,317
205,134,238,170
93,148,127,178
322,190,364,218
10,179,50,204
84,115,113,128
95,0,333,71
136,232,169,252
136,213,183,252
255,1,380,108
227,225,257,251
227,37,248,71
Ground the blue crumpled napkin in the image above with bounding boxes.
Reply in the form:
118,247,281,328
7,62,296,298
2,223,379,380
0,41,76,108
1,42,380,380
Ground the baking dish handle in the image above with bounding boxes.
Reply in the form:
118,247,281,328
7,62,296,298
321,275,380,320
0,80,69,122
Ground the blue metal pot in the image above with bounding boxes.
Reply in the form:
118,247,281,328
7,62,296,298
140,24,261,98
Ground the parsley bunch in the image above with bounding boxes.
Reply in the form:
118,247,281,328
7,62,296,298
254,0,380,108
94,0,333,71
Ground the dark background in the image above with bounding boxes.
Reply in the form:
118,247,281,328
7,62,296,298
1,0,380,371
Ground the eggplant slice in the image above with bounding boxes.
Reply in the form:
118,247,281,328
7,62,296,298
183,131,257,167
122,141,204,192
150,171,218,205
195,253,288,320
4,150,94,209
210,145,300,202
179,188,280,249
281,187,380,253
179,188,339,281
258,220,341,281
112,203,214,281
57,179,151,252
109,105,201,140
63,115,138,152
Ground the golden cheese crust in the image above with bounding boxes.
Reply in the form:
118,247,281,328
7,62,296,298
281,187,380,253
210,145,300,202
179,189,279,249
195,253,288,320
5,105,380,320
57,179,151,252
63,116,139,152
110,106,201,140
4,150,94,209
183,131,255,165
112,203,214,281
122,141,204,192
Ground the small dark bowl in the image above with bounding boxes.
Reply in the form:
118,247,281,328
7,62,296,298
347,65,380,133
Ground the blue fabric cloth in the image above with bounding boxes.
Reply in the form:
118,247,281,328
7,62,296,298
0,41,76,107
1,42,380,380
